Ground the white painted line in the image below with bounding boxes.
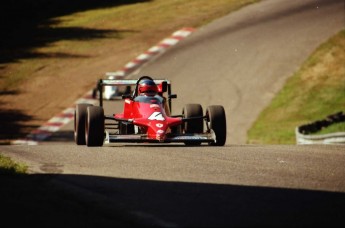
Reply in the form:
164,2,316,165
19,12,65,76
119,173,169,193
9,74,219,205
38,125,61,133
147,45,163,53
161,38,179,46
136,53,151,61
11,139,38,145
172,28,194,37
48,116,72,125
124,61,138,69
106,71,126,77
61,107,76,115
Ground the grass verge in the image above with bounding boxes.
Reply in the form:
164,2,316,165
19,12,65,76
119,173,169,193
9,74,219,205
0,154,27,174
0,0,258,91
311,122,345,135
247,29,345,144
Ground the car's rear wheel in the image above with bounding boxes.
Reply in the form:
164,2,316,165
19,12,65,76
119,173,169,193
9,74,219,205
85,106,105,147
74,103,92,145
206,105,226,146
183,104,203,146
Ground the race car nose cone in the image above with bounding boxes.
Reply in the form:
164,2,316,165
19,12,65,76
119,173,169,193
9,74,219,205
156,130,166,142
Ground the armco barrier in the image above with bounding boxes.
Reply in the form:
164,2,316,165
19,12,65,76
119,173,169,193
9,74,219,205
295,111,345,145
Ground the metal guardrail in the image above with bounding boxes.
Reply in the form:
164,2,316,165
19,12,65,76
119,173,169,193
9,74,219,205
295,111,345,145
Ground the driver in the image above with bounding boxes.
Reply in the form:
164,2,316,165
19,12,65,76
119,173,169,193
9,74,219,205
137,79,171,116
138,79,158,96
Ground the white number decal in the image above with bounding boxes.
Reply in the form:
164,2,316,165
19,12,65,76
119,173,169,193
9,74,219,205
148,112,165,121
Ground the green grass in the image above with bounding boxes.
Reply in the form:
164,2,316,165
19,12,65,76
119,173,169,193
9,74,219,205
0,0,258,91
311,122,345,135
0,154,27,174
247,30,345,144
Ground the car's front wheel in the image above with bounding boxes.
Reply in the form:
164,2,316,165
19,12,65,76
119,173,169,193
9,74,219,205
183,104,203,146
206,105,226,146
85,106,105,147
74,103,92,145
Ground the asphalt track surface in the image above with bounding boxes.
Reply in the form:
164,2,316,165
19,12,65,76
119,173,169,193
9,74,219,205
129,0,344,144
2,0,345,227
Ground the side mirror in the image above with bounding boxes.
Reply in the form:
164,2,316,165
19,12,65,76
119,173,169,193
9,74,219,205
169,94,177,99
161,81,168,93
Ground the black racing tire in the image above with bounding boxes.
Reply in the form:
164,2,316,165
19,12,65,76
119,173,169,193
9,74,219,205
183,104,203,146
74,103,92,145
206,105,226,146
85,106,105,147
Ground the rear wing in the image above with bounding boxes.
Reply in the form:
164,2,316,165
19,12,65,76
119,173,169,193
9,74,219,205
96,79,175,110
99,79,171,86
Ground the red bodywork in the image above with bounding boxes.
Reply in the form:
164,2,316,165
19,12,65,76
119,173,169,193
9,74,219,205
114,96,182,141
96,78,215,145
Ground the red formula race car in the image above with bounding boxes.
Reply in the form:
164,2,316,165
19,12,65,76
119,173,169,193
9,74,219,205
74,76,226,147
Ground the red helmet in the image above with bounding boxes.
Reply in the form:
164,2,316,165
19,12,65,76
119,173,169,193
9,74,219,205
138,79,158,95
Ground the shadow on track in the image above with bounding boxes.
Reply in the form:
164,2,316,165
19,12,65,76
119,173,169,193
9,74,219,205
2,171,345,227
0,106,38,142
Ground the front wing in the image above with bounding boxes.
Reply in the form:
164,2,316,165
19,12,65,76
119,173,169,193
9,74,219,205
104,131,216,144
